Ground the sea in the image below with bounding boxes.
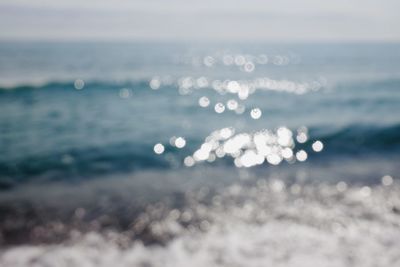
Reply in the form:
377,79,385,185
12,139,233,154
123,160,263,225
0,42,400,266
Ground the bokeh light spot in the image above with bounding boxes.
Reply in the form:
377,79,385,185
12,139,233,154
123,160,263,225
312,140,324,152
74,79,85,90
250,108,262,119
153,143,165,154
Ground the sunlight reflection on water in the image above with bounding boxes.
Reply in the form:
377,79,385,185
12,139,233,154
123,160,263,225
150,53,324,168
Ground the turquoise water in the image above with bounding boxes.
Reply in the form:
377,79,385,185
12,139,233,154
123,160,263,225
0,42,399,185
0,42,400,265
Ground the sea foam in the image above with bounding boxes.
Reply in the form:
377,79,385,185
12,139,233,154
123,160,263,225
2,182,400,267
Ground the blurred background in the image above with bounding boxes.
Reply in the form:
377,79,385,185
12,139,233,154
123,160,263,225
0,1,400,266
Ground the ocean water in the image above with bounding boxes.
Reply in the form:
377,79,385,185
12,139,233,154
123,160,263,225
0,42,400,266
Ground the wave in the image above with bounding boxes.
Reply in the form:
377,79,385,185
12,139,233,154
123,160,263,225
0,79,152,92
0,143,171,185
314,123,400,153
1,181,399,266
1,76,400,92
0,124,399,186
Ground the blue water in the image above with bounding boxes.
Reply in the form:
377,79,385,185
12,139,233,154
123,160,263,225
1,43,400,258
0,42,399,185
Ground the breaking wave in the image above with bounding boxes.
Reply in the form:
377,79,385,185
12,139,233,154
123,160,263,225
1,181,400,267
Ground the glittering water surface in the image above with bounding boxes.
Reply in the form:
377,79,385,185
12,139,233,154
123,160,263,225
2,180,400,267
0,42,400,266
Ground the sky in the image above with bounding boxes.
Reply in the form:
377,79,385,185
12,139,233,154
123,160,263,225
0,0,399,42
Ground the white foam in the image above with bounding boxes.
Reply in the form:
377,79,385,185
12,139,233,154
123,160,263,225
1,183,400,267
